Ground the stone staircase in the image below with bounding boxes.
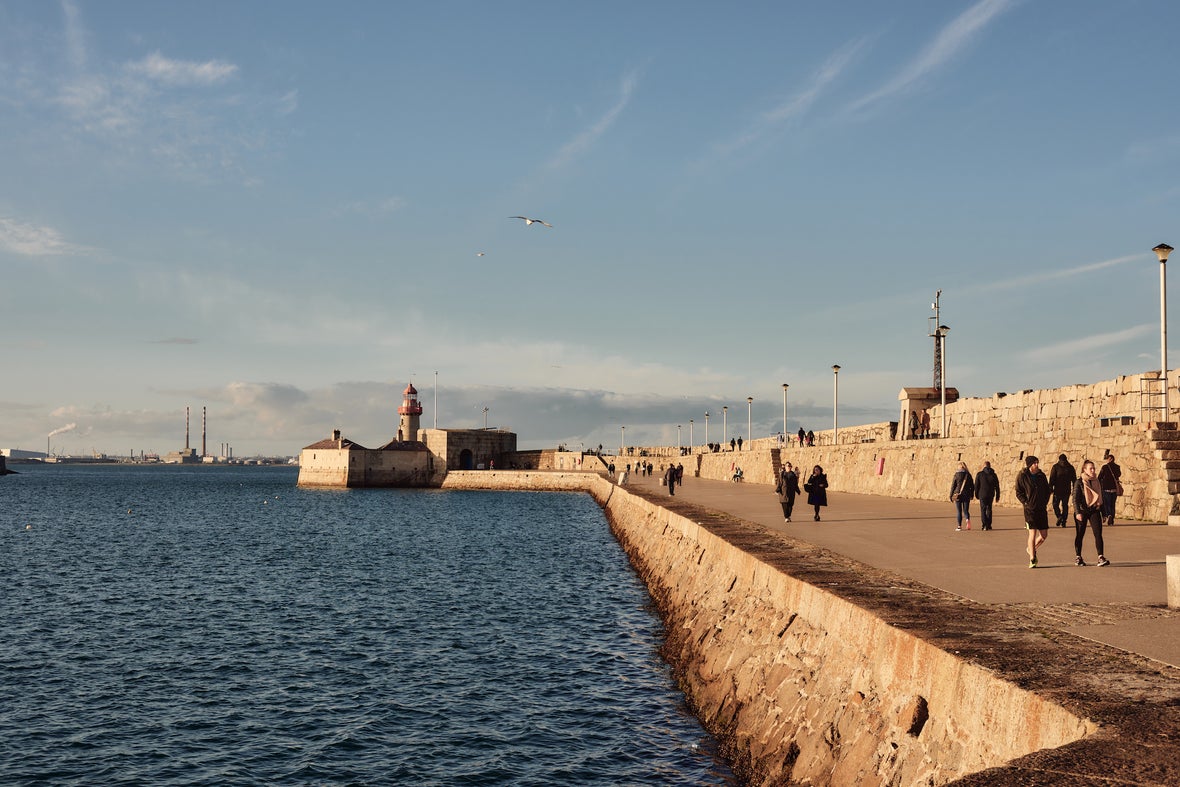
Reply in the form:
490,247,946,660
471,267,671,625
1149,424,1180,493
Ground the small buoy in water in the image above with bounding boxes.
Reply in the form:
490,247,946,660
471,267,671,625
25,524,32,530
127,509,132,514
263,500,268,504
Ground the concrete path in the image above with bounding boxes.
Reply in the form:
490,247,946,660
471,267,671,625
624,470,1180,668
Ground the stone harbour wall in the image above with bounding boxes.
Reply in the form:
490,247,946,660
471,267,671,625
436,471,1096,784
593,478,1095,786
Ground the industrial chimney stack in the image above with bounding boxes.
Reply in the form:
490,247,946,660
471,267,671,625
185,407,190,451
202,406,207,458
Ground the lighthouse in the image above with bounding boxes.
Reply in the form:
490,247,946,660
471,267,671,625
397,382,423,442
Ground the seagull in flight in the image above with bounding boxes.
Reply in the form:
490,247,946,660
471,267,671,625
509,216,552,228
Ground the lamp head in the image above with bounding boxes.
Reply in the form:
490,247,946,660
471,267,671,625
782,383,788,390
747,396,753,404
939,324,950,336
1155,243,1174,263
832,364,841,373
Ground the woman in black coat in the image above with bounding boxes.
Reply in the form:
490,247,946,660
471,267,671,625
804,465,829,521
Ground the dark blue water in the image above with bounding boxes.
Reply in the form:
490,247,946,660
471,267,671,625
0,464,734,786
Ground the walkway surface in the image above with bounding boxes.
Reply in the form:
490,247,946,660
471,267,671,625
623,469,1180,669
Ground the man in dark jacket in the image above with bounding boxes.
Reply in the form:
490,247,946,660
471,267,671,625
775,462,801,522
1098,454,1122,526
974,461,1001,531
1015,455,1052,568
1049,454,1077,527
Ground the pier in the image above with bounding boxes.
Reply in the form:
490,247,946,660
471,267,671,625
443,468,1180,785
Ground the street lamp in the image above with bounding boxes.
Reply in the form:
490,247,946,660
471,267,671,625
483,406,489,430
677,424,682,450
722,406,728,444
832,365,841,445
620,426,625,455
704,411,709,446
1154,243,1173,421
782,383,789,437
689,419,694,448
746,396,753,447
937,325,950,437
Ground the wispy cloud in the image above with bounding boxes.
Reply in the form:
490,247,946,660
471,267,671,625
1023,324,1153,362
968,253,1141,294
126,52,238,87
544,69,639,172
150,337,199,345
61,0,86,70
714,37,869,159
0,217,88,256
847,0,1015,115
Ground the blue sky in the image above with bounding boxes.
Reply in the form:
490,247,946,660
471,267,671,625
3,0,1180,457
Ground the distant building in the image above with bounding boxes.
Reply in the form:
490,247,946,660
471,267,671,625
297,382,517,488
0,448,47,462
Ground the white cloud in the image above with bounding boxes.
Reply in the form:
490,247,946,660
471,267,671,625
967,253,1141,294
544,69,639,172
847,0,1015,115
714,37,869,158
0,216,88,256
126,51,238,86
1023,324,1153,363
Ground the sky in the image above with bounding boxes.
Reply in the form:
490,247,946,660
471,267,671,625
3,0,1180,458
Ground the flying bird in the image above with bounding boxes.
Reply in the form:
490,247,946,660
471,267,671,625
476,252,485,257
509,216,552,227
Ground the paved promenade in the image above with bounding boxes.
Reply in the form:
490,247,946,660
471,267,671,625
623,469,1180,669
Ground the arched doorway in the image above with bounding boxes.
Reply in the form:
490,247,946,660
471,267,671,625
459,449,474,470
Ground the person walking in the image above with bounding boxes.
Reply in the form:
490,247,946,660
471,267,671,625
909,410,919,439
920,409,931,439
663,463,677,496
974,461,1001,531
1073,459,1110,567
1098,454,1122,526
949,461,974,531
775,462,801,522
1015,455,1052,568
804,465,829,521
1049,454,1077,527
797,427,805,447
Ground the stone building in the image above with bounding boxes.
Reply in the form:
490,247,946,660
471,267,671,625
296,382,517,487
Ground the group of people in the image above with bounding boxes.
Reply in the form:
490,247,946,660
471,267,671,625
774,463,829,522
661,462,685,495
794,428,816,447
950,453,1121,568
908,409,932,439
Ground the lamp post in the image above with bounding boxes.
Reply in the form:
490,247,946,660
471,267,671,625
1154,243,1173,421
483,406,489,430
689,419,694,448
746,397,753,447
677,424,682,450
782,383,789,437
620,426,625,455
937,325,950,437
832,365,841,445
704,411,709,446
722,406,728,445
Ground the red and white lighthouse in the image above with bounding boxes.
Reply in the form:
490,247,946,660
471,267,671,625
397,383,423,442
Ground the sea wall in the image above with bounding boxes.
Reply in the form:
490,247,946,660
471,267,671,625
621,374,1180,522
436,470,1095,785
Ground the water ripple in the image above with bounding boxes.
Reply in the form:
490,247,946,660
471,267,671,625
1,466,733,785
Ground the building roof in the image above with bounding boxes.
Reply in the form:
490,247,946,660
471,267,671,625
404,383,418,396
375,439,430,451
302,436,370,451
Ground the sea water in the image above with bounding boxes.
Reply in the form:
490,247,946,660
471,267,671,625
0,464,734,785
